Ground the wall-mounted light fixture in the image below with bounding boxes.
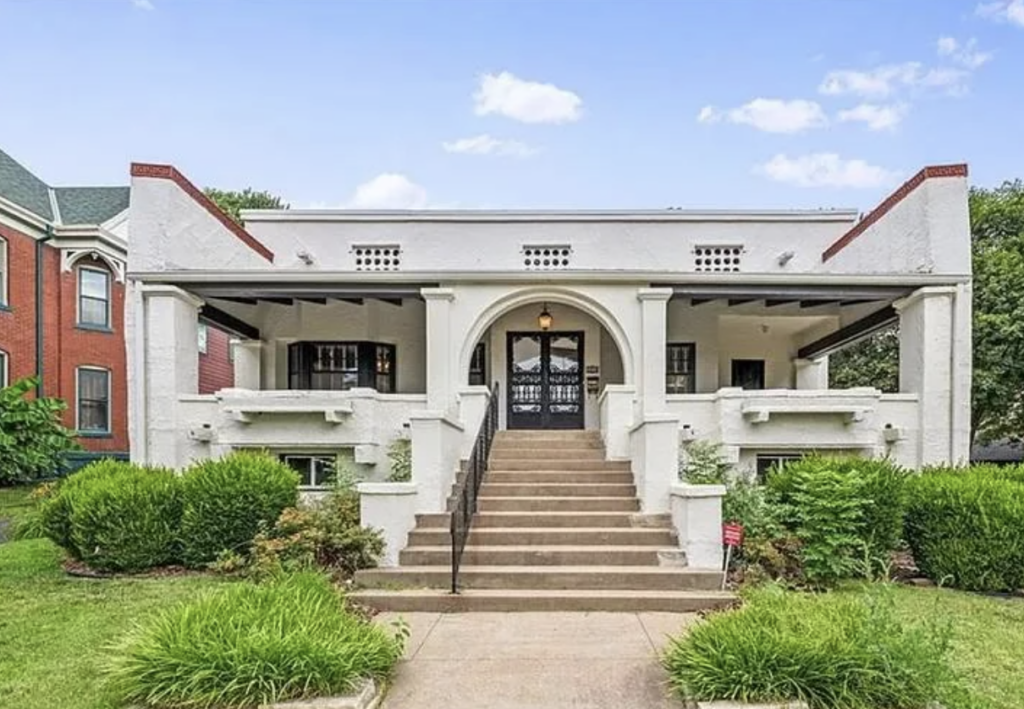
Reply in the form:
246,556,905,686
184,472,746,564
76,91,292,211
538,303,553,331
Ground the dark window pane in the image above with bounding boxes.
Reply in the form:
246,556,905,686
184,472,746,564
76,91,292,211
666,344,696,393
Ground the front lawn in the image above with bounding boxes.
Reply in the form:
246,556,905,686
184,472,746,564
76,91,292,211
0,539,227,709
881,584,1024,709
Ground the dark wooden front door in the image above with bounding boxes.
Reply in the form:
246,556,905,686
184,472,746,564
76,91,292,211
507,331,584,429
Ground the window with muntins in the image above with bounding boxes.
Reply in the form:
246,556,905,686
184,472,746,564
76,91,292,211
0,237,7,307
666,343,696,394
281,454,336,488
78,266,110,328
288,342,396,392
77,367,111,433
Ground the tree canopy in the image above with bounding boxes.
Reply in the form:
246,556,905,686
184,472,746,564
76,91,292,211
829,180,1024,444
204,187,289,225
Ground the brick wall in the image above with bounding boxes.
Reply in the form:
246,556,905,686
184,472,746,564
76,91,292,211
198,323,235,394
0,222,40,385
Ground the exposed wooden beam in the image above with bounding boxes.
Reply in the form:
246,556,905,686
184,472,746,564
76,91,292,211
336,297,365,306
690,298,714,307
200,304,260,341
218,296,258,305
375,297,404,307
262,297,294,306
657,284,913,301
797,305,898,360
728,298,756,307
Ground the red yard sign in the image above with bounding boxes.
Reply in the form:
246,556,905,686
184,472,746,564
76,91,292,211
723,523,745,548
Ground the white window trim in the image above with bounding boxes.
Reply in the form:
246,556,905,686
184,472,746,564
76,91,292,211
0,236,8,307
0,349,8,389
77,264,111,329
281,453,336,489
76,366,112,434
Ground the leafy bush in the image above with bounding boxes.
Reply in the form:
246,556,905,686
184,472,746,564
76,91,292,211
107,572,405,708
216,487,384,580
663,584,963,708
0,377,79,486
39,460,182,571
180,451,300,567
905,466,1024,592
385,438,412,482
768,456,909,586
679,440,733,485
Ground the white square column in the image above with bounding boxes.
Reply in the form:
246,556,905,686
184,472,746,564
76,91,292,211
895,284,972,465
422,288,456,415
232,340,263,390
637,287,673,416
137,284,203,468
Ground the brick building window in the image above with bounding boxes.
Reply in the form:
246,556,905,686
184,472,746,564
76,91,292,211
77,367,111,434
78,266,111,329
666,343,696,394
0,236,7,307
0,349,8,388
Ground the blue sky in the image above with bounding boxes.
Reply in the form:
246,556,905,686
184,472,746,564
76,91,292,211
1,0,1023,211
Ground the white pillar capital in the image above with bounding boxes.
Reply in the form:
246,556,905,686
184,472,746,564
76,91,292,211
139,283,205,309
637,287,674,302
893,285,956,313
421,287,455,302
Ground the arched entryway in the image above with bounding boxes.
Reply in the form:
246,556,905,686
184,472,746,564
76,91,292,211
461,293,629,431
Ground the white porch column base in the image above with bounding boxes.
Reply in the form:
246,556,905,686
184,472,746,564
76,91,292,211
140,284,203,468
794,357,829,390
670,483,725,570
357,482,418,567
629,413,680,513
457,385,491,458
599,384,635,460
232,339,263,390
409,410,465,514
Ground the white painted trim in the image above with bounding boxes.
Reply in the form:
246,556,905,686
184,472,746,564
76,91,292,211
240,208,861,223
0,195,50,231
76,264,112,329
0,236,7,307
357,481,417,495
126,269,974,286
138,283,205,308
0,348,8,388
670,483,727,499
48,187,62,225
76,365,112,434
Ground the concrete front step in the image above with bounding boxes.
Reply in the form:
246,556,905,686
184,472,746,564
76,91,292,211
348,588,736,613
400,545,663,567
415,512,655,528
486,471,634,484
496,430,601,439
479,483,636,498
489,448,607,461
356,564,722,591
477,496,640,512
488,459,632,471
407,527,675,547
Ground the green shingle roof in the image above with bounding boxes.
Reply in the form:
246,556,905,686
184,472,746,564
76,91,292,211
0,148,128,226
0,148,54,220
54,187,130,224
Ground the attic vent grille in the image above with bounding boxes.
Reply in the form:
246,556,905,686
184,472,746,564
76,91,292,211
352,245,401,271
523,245,572,270
694,245,743,272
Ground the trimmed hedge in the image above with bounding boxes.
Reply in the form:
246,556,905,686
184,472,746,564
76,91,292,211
107,572,405,708
905,466,1024,592
180,451,299,567
663,584,961,708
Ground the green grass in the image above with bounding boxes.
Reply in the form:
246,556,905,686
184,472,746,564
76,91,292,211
879,584,1024,709
0,538,227,709
0,486,34,541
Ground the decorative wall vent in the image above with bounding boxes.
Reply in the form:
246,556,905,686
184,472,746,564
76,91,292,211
694,245,743,272
352,245,401,271
523,245,572,270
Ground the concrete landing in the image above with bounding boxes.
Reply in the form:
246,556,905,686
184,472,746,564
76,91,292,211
375,611,695,709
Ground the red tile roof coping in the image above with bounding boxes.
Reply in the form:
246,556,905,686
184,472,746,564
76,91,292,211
821,164,968,263
130,163,275,262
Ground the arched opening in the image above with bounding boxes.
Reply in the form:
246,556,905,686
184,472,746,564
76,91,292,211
464,298,627,431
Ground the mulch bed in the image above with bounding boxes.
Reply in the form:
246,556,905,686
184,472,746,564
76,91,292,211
62,558,207,579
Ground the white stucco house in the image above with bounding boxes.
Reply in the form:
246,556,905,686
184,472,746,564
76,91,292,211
125,162,971,595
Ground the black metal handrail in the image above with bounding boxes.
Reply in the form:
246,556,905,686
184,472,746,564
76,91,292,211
450,381,499,593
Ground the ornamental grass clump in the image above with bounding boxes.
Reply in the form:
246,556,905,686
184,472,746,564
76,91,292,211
662,584,963,709
107,572,405,709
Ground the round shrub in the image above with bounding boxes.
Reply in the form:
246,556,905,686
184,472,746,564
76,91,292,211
180,451,300,567
107,572,405,708
663,585,961,708
40,459,182,571
905,467,1024,592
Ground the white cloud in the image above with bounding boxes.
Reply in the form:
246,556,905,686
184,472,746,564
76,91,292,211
473,71,582,124
936,37,993,69
130,0,154,9
347,174,428,209
756,153,900,189
442,134,538,158
977,0,1024,26
697,98,828,133
819,63,922,97
837,103,909,131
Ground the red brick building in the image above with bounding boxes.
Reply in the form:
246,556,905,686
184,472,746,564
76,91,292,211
0,148,234,464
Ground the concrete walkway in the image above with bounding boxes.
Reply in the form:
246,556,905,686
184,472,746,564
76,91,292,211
374,612,696,709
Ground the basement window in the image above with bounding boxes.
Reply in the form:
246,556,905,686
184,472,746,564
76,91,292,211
281,454,337,489
755,453,804,483
288,342,396,392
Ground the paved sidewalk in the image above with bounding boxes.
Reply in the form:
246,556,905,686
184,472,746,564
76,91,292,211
374,612,696,709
